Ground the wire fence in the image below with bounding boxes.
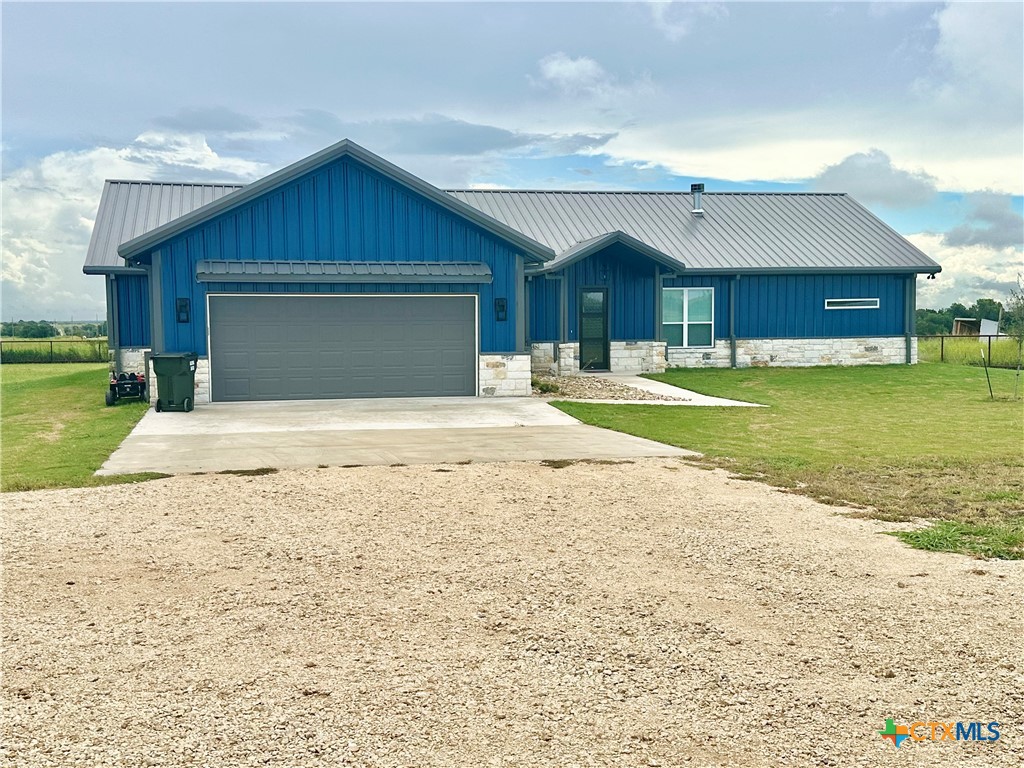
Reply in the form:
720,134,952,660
2,335,1020,368
0,339,109,364
918,335,1021,369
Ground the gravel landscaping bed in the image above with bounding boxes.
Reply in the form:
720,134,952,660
532,374,688,401
3,458,1022,767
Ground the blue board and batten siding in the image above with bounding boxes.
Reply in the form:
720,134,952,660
530,245,658,343
532,268,911,343
114,273,151,347
152,158,522,356
660,272,909,340
665,273,908,341
732,273,908,338
528,276,561,342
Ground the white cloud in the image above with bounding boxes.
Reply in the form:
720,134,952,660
910,232,1022,309
921,2,1023,123
812,149,937,208
944,192,1024,250
532,52,654,105
589,103,1021,194
124,133,266,178
537,52,609,94
647,1,727,43
1,134,267,319
603,122,858,183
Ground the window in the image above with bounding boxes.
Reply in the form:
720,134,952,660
825,298,880,310
662,287,714,347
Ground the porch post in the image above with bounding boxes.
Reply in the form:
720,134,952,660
149,251,165,354
515,254,526,353
559,272,568,344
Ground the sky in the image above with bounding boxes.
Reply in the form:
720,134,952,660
2,1,1022,322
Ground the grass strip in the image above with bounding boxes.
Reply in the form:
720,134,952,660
2,363,166,492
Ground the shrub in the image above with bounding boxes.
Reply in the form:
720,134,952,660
532,377,561,394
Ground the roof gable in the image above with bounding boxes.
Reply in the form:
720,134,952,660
534,230,683,274
115,139,551,263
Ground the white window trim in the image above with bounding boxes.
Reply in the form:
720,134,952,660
825,297,880,310
663,286,714,348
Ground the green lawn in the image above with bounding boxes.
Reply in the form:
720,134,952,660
1,363,164,492
556,364,1024,559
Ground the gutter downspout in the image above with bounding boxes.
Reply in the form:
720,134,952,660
524,272,532,348
515,254,526,353
905,275,916,365
729,275,739,369
107,275,120,372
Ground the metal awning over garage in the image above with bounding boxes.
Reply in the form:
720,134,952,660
196,260,492,283
208,294,478,401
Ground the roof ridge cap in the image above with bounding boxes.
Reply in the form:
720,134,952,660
447,189,848,196
103,179,247,186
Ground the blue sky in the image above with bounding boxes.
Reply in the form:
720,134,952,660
2,1,1022,320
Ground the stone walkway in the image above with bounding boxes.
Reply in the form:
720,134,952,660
562,373,765,407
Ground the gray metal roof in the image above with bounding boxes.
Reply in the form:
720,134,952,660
84,181,244,273
83,171,940,278
196,260,492,283
446,190,941,274
116,139,552,264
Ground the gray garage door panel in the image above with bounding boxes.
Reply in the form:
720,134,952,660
209,295,477,401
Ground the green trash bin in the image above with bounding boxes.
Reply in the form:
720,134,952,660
150,352,198,412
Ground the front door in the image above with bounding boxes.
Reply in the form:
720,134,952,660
579,288,609,371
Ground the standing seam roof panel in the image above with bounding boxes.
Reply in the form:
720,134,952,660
84,181,245,271
86,184,940,274
445,190,939,273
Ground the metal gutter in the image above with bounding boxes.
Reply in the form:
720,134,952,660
674,266,942,276
83,266,148,276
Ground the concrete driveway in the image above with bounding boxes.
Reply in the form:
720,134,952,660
98,397,693,475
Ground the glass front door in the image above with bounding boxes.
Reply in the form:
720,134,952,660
579,288,609,371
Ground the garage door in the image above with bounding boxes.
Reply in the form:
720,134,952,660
208,295,477,401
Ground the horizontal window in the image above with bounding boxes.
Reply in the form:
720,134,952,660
825,298,880,310
663,287,714,347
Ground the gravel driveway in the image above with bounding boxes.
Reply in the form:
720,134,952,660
3,459,1022,767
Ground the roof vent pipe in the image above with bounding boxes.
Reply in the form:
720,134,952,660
690,183,704,216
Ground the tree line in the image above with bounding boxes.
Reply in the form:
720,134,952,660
915,298,1014,336
2,321,108,338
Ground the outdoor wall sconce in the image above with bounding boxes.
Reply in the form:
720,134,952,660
494,298,508,322
176,298,190,324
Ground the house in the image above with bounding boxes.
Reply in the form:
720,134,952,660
83,139,941,403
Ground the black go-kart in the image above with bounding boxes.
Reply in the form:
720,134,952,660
105,372,147,406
